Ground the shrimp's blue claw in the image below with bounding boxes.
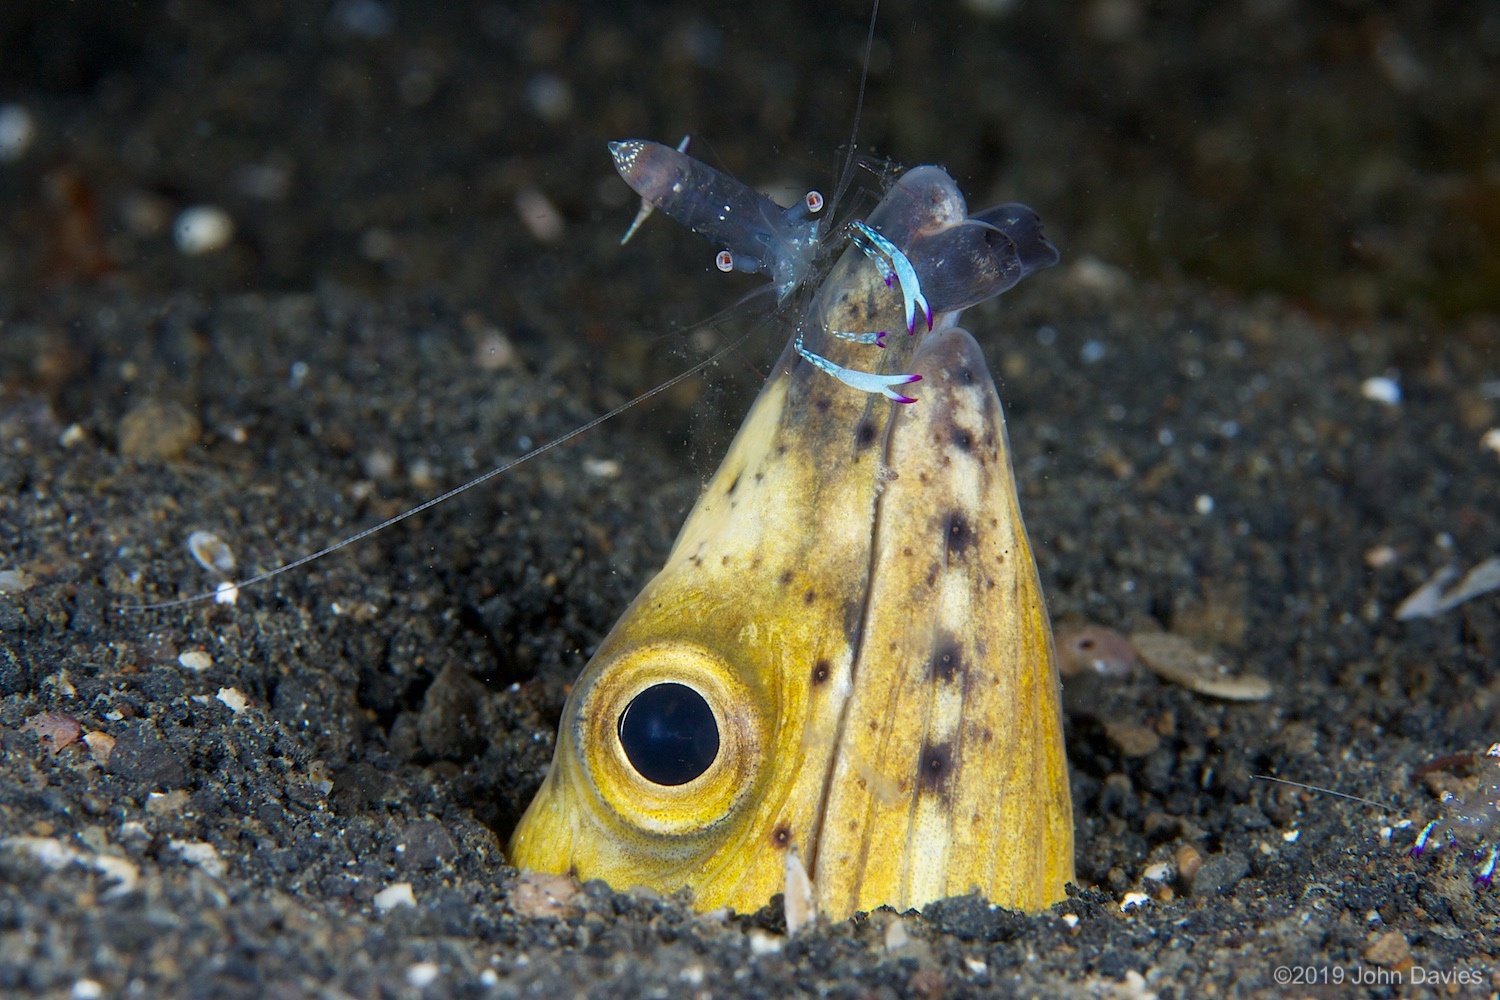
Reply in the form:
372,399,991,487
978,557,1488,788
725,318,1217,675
794,334,920,403
850,221,932,335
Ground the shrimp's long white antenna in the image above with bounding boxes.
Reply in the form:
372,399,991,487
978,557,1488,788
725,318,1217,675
1251,774,1393,811
116,336,752,613
829,0,882,214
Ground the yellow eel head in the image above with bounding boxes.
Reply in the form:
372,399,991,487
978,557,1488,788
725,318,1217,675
509,167,1073,920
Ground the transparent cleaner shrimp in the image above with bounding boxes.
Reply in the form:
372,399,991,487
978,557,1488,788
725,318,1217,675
1409,743,1500,888
609,141,1059,402
608,138,922,400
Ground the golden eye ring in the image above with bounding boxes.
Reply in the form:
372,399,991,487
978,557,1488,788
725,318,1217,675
575,640,766,838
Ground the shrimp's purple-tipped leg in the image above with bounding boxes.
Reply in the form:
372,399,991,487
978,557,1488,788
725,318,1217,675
829,329,890,349
1411,820,1440,857
1476,846,1498,888
886,375,922,405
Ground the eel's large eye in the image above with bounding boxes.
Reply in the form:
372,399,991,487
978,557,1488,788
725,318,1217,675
617,682,720,786
575,640,763,835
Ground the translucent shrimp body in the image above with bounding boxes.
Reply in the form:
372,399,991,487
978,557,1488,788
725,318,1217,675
610,139,825,301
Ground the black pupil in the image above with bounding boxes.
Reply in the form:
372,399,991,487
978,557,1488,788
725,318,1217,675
617,683,720,786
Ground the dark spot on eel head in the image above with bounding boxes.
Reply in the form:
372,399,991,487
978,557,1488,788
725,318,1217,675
814,397,831,414
951,425,974,451
772,825,792,849
929,636,963,683
918,741,954,796
855,419,877,450
803,588,816,605
811,660,831,685
944,510,973,557
780,569,794,587
726,472,741,495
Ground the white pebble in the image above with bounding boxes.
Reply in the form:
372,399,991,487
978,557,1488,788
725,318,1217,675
883,917,910,952
746,929,783,955
1141,861,1172,881
405,962,439,988
1360,375,1401,406
1482,427,1500,459
1195,494,1215,515
70,980,104,1000
187,530,236,574
0,569,33,593
583,457,621,479
473,328,516,371
515,186,565,244
174,206,235,255
1282,829,1300,842
178,650,213,672
1060,913,1080,928
214,581,239,606
1068,255,1130,296
0,104,36,162
374,881,416,911
169,838,226,878
1119,891,1151,911
362,449,397,480
216,687,249,714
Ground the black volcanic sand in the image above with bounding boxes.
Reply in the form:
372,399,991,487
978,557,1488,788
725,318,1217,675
2,1,1498,997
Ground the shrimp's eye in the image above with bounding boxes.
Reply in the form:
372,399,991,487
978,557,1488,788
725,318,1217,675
716,250,735,272
805,191,824,214
618,682,720,786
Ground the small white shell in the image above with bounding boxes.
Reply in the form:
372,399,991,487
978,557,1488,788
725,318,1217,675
1130,631,1272,701
186,530,236,574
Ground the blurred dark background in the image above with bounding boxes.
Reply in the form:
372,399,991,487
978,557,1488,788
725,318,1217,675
1,0,1496,338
